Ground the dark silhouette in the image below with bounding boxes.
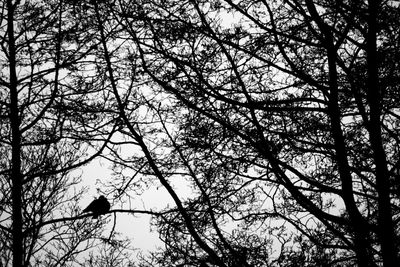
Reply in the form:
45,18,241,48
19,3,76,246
82,195,110,218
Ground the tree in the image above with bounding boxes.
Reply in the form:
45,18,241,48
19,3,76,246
0,0,122,266
106,0,400,266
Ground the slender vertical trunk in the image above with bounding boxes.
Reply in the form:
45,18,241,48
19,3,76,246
7,0,23,266
326,53,374,267
366,1,397,265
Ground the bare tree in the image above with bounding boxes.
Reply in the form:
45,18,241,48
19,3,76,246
0,0,123,266
101,0,400,266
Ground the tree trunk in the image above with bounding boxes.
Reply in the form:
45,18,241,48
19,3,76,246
7,0,23,266
366,1,397,265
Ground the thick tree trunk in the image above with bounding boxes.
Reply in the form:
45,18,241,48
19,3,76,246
366,1,397,265
7,0,23,266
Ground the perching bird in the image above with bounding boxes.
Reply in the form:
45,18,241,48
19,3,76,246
82,195,110,218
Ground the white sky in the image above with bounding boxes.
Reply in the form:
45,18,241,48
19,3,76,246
79,158,165,254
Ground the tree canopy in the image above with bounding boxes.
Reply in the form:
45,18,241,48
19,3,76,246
1,0,400,266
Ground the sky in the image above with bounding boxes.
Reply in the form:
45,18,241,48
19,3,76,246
79,157,176,258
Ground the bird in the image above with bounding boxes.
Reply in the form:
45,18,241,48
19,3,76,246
82,195,110,218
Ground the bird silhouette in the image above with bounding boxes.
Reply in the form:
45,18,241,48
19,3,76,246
82,195,110,218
